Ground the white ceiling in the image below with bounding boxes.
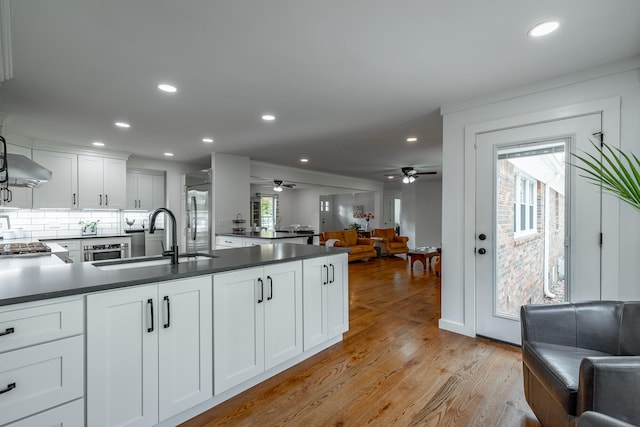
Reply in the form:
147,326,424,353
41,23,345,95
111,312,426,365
1,0,639,182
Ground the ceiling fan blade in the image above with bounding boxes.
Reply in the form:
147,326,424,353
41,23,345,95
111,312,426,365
415,171,438,175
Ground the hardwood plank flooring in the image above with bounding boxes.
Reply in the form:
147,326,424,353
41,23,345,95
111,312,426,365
181,256,542,427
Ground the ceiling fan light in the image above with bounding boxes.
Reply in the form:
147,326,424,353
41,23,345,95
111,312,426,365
273,185,283,192
409,176,416,183
402,176,410,184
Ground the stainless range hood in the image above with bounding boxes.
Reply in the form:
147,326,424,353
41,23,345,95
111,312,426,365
1,135,53,188
2,153,53,188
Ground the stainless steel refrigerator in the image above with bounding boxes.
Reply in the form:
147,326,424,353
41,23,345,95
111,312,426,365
185,170,211,252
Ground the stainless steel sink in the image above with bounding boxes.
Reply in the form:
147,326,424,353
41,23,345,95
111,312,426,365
93,253,217,271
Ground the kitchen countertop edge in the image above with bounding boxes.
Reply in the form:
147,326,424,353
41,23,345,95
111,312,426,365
0,243,349,307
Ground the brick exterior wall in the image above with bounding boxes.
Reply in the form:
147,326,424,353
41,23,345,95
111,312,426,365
496,160,565,317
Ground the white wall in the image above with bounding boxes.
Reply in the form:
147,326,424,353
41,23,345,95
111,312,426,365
212,153,250,234
414,179,442,247
440,57,640,337
333,192,376,230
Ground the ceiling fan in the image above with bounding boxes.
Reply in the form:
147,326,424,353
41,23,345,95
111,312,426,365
385,167,438,183
273,179,296,192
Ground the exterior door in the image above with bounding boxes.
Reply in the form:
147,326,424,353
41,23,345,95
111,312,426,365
475,114,602,344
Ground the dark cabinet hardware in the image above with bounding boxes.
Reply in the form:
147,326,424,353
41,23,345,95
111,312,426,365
323,265,329,285
99,194,102,205
267,276,273,301
72,193,76,205
330,264,335,283
105,194,109,206
163,296,170,328
257,278,264,303
479,233,487,240
0,383,16,395
147,298,154,332
0,327,15,337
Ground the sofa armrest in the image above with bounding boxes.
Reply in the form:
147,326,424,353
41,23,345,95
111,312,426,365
333,241,346,247
394,236,409,244
578,411,636,427
577,356,640,424
357,238,373,245
520,303,578,346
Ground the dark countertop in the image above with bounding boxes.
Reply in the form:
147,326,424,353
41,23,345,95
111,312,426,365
40,234,133,241
217,231,318,239
0,243,348,307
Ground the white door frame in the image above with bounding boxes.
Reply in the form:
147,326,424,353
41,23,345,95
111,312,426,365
458,97,621,340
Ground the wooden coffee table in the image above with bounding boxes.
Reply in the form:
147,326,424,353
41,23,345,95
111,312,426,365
407,249,440,271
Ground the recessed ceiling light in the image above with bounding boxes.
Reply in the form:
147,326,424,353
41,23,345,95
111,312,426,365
262,114,276,121
164,152,174,157
528,21,559,37
300,158,309,163
158,83,177,93
387,175,395,179
92,141,105,147
114,122,130,128
202,137,214,143
406,137,418,142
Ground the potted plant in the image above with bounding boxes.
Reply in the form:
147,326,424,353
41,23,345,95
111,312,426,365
572,140,640,212
79,219,100,236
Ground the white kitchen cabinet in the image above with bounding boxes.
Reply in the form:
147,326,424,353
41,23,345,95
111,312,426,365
86,275,212,426
6,398,84,427
32,150,78,209
215,235,243,249
78,155,126,209
214,261,303,394
1,144,32,208
43,239,82,263
126,171,164,210
0,298,84,426
303,253,349,350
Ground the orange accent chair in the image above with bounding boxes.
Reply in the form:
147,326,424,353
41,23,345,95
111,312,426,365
372,228,410,256
319,229,377,262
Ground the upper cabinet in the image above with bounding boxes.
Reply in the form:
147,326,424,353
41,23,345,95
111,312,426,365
32,150,78,209
1,144,33,209
126,171,165,210
78,155,126,209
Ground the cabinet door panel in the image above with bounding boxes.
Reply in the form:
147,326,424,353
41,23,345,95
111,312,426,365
136,173,153,210
302,257,328,350
103,158,126,209
6,398,84,427
327,255,349,339
264,262,302,370
78,155,104,209
151,174,165,208
87,286,158,427
213,268,264,394
158,276,212,421
32,151,78,209
126,172,138,209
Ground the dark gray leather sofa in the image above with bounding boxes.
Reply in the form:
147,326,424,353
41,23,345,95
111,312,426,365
521,301,640,426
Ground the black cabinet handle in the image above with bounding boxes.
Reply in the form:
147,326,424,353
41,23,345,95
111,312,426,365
147,298,154,332
0,383,15,395
105,194,109,206
99,194,102,205
330,264,335,284
257,278,264,303
72,193,76,205
163,296,170,328
0,327,14,337
6,188,11,203
323,265,329,285
267,276,273,301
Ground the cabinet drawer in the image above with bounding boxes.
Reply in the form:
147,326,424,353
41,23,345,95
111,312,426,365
43,240,82,252
215,236,242,247
0,336,84,426
0,299,83,353
6,398,84,427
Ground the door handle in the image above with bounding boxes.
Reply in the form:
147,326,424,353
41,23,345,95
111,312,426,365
478,233,487,241
163,296,171,328
323,265,329,285
99,194,102,205
267,276,273,300
72,193,76,205
257,278,264,303
0,327,14,337
147,298,154,332
105,194,108,206
478,248,487,255
0,383,16,395
330,264,335,283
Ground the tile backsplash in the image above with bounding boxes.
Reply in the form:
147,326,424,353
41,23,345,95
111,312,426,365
0,209,162,239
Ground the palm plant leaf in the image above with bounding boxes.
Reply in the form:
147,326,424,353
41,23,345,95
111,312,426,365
571,140,640,213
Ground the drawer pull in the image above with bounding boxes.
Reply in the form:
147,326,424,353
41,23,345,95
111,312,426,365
0,327,14,337
0,383,15,395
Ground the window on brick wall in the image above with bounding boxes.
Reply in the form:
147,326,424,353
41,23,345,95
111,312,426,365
514,171,537,237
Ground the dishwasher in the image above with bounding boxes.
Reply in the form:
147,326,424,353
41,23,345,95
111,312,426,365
125,229,145,257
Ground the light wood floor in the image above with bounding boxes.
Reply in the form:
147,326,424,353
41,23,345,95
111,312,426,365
181,256,542,427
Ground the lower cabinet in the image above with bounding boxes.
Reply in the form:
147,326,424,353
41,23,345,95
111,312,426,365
86,276,212,426
6,398,84,427
303,253,349,350
213,261,303,394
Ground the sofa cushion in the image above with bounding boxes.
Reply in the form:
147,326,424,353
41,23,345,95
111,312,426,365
619,303,640,355
375,228,395,241
575,302,623,354
524,341,612,415
323,231,344,242
343,229,358,246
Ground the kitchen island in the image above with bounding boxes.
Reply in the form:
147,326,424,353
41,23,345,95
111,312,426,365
216,231,318,248
0,244,349,427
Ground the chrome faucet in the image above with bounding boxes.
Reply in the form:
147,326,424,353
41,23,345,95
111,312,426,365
149,207,179,265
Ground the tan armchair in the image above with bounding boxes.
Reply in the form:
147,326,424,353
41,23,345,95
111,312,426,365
372,228,409,256
319,229,377,262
